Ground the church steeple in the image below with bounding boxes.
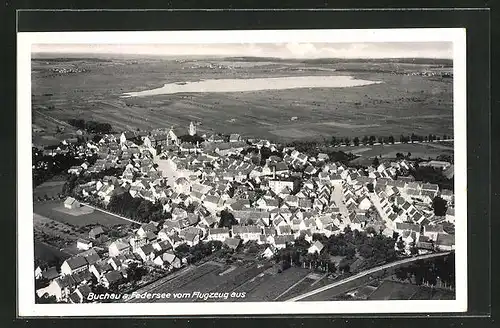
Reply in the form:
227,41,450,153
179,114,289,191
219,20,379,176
188,121,196,136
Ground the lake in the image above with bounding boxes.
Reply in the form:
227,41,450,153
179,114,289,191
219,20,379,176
122,75,382,97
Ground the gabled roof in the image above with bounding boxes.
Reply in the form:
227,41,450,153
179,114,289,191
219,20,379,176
65,256,87,270
224,237,241,250
436,233,455,246
104,270,123,283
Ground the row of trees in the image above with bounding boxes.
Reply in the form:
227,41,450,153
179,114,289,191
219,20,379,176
410,165,454,191
107,192,170,223
329,133,451,147
32,149,84,187
67,118,112,134
174,240,224,264
274,226,398,275
394,253,455,287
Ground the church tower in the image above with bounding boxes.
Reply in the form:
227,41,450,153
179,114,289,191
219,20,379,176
188,121,196,136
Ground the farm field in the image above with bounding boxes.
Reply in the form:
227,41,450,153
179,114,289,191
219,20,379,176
33,179,65,199
34,240,71,264
340,142,454,160
128,260,314,303
33,200,134,228
367,280,455,300
31,55,453,144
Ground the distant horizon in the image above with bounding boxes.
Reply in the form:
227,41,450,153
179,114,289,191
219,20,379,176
31,42,453,60
31,52,454,62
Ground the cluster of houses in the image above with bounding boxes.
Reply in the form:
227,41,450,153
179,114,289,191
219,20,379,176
35,123,456,303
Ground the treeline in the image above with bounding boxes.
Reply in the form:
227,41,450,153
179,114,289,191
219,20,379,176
275,226,398,274
107,192,170,223
329,133,451,147
394,253,455,287
174,240,224,264
67,118,112,134
410,165,454,191
32,149,84,187
178,134,205,144
286,141,357,163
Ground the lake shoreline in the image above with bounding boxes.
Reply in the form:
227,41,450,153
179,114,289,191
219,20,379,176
122,75,382,97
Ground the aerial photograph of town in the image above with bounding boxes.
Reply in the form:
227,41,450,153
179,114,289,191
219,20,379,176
30,41,457,305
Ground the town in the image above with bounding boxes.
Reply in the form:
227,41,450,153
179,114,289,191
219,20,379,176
33,121,456,304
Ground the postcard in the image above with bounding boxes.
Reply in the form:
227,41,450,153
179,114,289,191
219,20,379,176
17,28,467,316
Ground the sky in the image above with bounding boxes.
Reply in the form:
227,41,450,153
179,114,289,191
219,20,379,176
31,42,453,59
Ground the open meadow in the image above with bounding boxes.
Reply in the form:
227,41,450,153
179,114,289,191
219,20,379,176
31,55,453,144
33,200,133,228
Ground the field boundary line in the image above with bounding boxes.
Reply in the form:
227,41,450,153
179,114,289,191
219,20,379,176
79,202,142,225
274,273,311,301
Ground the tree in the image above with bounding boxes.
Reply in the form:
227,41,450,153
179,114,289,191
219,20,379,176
330,136,337,145
406,152,412,159
219,210,237,228
353,137,360,146
432,196,447,216
377,136,383,144
344,137,351,146
388,135,395,144
372,156,380,167
367,183,374,193
409,242,419,255
369,136,376,145
362,136,369,145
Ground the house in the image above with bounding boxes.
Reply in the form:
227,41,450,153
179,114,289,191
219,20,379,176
64,197,80,209
152,240,173,253
171,207,188,221
358,197,372,211
423,224,444,241
76,239,93,251
445,207,455,223
102,270,123,288
229,134,242,143
181,232,200,247
435,233,455,251
41,267,60,281
206,227,230,242
154,252,182,269
41,275,77,302
108,239,131,257
308,240,324,254
89,261,113,281
137,223,159,239
232,225,261,242
61,256,88,276
70,284,92,303
262,246,275,259
89,226,105,240
224,237,242,251
34,266,41,280
268,180,295,195
136,244,156,262
416,235,434,252
272,234,294,249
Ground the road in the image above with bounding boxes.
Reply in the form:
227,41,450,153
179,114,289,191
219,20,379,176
79,202,142,225
285,252,451,302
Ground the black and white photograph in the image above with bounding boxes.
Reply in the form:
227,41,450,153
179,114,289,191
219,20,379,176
17,28,467,316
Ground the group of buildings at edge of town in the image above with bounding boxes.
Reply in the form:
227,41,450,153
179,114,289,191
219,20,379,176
34,122,456,303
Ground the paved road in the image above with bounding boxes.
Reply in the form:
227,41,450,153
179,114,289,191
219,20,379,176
285,252,451,302
79,202,142,225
